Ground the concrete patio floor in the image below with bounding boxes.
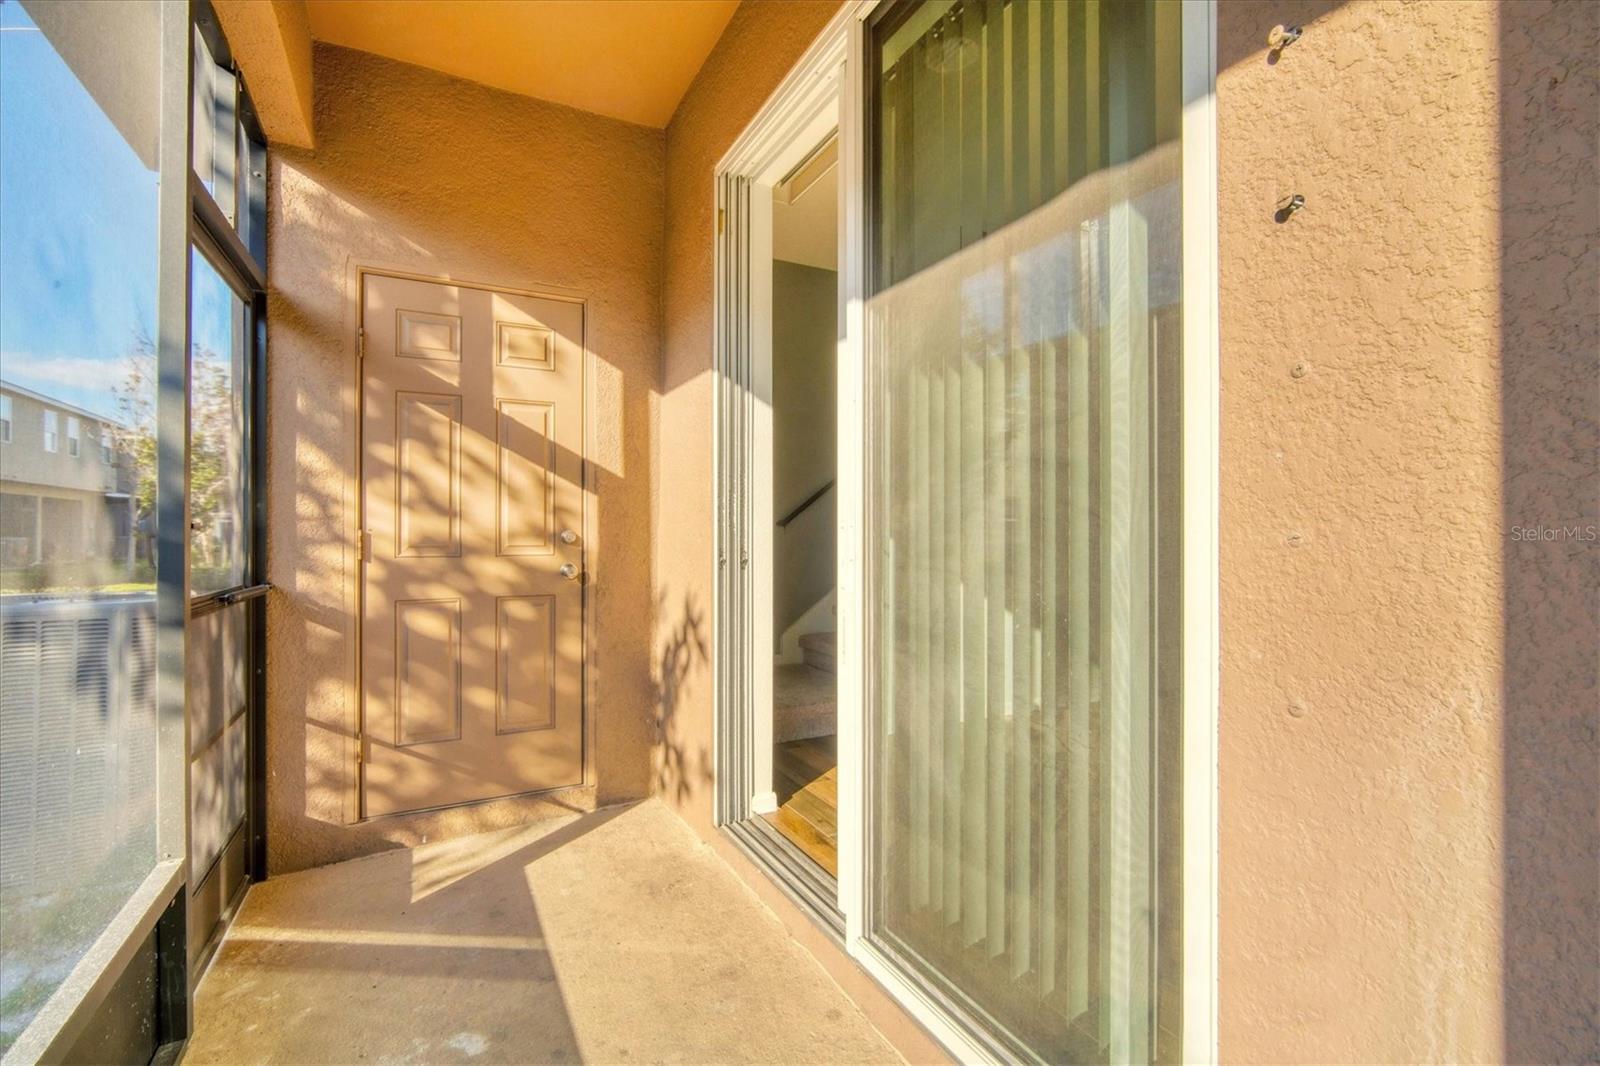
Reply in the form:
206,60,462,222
183,800,900,1064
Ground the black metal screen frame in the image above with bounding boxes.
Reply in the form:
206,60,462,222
182,0,271,998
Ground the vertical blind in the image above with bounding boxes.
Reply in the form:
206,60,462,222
866,1,1183,1061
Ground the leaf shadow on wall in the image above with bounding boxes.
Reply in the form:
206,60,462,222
649,589,711,805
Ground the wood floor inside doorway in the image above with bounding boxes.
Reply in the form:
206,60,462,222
765,736,837,876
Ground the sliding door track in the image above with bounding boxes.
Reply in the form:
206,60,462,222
722,817,844,943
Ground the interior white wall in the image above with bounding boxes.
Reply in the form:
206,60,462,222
771,163,838,270
770,258,838,654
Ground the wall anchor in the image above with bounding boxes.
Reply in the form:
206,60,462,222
1268,24,1304,52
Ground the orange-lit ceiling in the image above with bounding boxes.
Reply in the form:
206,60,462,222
303,0,740,128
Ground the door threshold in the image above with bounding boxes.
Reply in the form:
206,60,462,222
722,815,843,943
361,780,591,823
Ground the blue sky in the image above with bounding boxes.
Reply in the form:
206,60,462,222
0,1,160,421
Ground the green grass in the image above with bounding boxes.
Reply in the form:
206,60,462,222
0,562,244,597
0,582,155,597
0,560,155,596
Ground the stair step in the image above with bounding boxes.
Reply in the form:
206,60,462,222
798,631,836,674
771,767,838,876
773,663,835,742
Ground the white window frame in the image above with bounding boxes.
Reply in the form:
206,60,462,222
0,394,11,443
67,414,81,457
102,426,114,464
43,408,59,452
714,2,1220,1059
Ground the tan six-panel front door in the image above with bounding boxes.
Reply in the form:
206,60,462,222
360,273,584,818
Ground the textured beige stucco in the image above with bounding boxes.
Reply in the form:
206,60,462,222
656,3,945,1062
1216,1,1597,1062
657,0,838,842
212,0,315,149
265,44,663,872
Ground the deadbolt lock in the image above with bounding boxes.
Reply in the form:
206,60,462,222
559,529,578,544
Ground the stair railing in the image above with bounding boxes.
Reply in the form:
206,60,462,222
776,479,834,529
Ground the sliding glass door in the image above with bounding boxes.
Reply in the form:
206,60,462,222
864,0,1184,1060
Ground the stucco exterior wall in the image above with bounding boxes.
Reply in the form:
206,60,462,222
265,44,663,872
656,0,833,836
212,0,315,149
772,261,838,643
656,3,945,1061
1216,1,1597,1062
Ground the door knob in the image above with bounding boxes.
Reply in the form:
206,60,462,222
559,529,578,544
559,563,579,580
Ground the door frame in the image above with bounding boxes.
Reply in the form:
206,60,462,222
711,35,849,934
714,0,1220,1060
347,264,596,823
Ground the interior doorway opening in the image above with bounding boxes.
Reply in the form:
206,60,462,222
711,70,845,923
763,135,841,876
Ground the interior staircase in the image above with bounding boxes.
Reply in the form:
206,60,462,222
773,632,836,743
797,631,834,673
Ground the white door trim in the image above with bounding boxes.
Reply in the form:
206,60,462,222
711,1,857,834
1179,2,1222,1061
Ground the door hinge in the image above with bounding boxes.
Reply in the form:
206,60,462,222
355,733,363,764
717,207,725,235
357,529,370,561
357,326,366,359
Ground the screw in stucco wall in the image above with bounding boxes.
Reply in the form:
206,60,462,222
1291,361,1309,379
1275,193,1306,223
1286,532,1305,548
1268,24,1303,51
1266,23,1303,65
1287,699,1308,719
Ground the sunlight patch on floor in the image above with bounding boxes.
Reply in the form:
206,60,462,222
186,799,901,1065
